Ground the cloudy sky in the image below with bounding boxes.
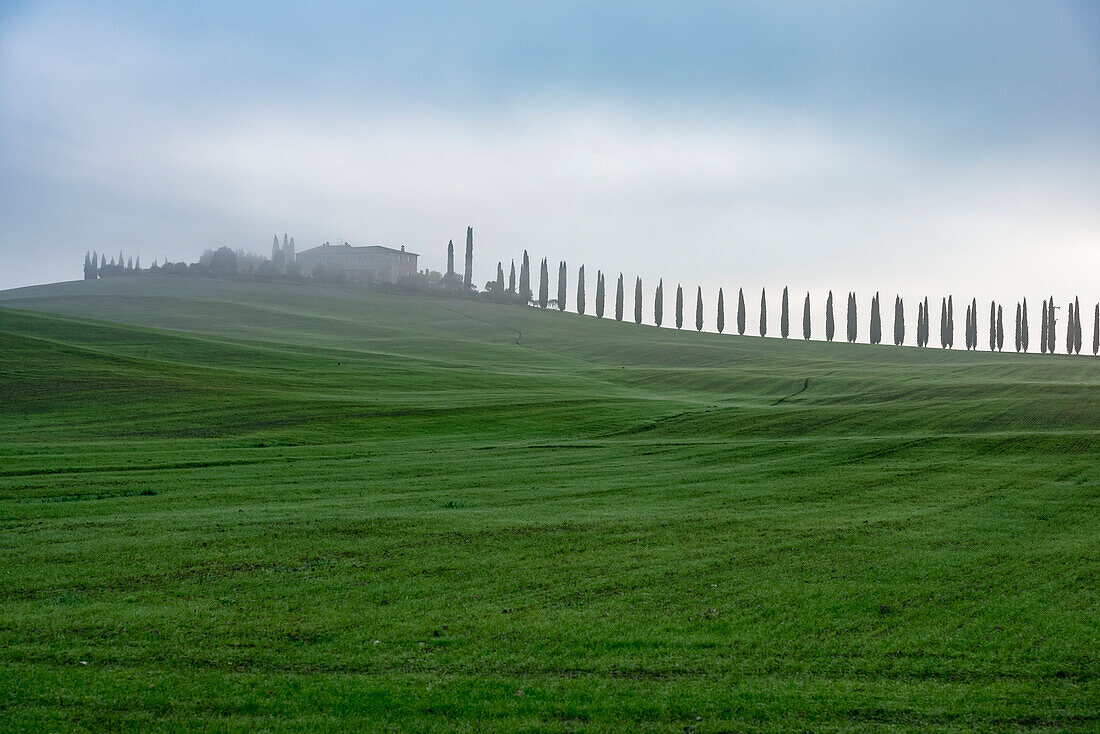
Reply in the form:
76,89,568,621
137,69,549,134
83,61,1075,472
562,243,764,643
1,0,1098,309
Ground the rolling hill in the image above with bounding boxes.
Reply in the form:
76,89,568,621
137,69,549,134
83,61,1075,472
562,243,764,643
1,276,1097,731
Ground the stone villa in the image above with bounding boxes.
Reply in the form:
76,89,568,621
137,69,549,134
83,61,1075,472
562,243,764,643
294,242,419,283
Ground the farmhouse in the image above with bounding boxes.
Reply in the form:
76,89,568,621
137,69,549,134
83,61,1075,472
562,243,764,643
295,242,419,283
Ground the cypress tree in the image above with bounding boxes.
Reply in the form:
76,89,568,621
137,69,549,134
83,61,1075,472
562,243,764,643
1074,296,1082,354
803,292,811,340
1015,303,1022,352
615,274,624,322
1047,295,1056,354
538,258,549,309
519,251,531,303
696,287,704,332
676,285,684,329
916,300,924,347
634,277,643,324
496,262,505,293
940,298,949,348
1066,302,1075,354
737,288,746,335
717,288,725,334
446,240,454,277
576,266,586,316
825,291,835,342
759,288,767,337
947,296,955,348
595,271,605,318
135,255,140,271
996,305,1004,351
990,302,997,351
1094,303,1099,356
780,286,789,339
654,280,664,327
508,260,516,293
922,296,930,347
870,292,881,345
894,295,904,346
846,292,857,343
463,227,473,290
1041,300,1048,354
557,261,567,311
1021,299,1029,352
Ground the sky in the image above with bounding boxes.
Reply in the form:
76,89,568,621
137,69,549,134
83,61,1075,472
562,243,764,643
1,0,1099,315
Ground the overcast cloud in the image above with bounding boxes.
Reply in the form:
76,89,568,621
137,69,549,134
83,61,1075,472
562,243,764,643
1,1,1098,309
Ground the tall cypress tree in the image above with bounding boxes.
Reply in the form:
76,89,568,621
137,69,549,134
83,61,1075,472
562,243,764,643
1041,299,1049,354
1094,303,1099,356
1066,302,1075,354
696,287,704,332
595,271,605,318
520,251,531,303
615,274,624,322
940,298,949,348
1016,299,1025,354
496,262,505,293
947,296,955,348
737,288,746,335
1074,296,1083,354
576,265,586,316
557,261,567,311
996,305,1004,351
916,300,924,347
446,240,455,278
463,227,474,290
989,302,997,351
508,260,516,294
717,288,725,334
870,292,881,345
759,288,768,337
825,291,835,342
780,286,789,339
894,295,904,346
634,277,643,324
803,292,811,340
846,292,857,343
538,258,549,309
922,296,930,347
1015,303,1022,352
654,280,664,327
1047,295,1056,354
676,285,684,329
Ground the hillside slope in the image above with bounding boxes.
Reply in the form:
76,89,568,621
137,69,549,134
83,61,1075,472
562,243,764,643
1,277,1098,731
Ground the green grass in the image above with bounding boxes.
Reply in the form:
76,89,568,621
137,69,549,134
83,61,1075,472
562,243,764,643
1,276,1097,732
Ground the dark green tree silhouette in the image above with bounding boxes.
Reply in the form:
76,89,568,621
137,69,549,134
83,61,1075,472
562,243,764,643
463,227,474,290
654,279,664,327
1047,295,1056,354
1074,296,1082,354
1066,301,1075,354
996,305,1004,351
825,291,835,342
870,292,881,345
676,285,684,329
846,292,857,343
595,271,605,318
615,274,624,322
1021,299,1029,352
940,298,949,348
576,265,586,315
990,301,997,351
780,286,789,339
717,288,725,334
538,258,549,309
894,295,904,346
1094,303,1099,356
947,296,955,348
696,287,704,331
557,261,567,311
759,288,768,337
496,262,505,293
737,288,746,335
508,260,516,293
520,251,532,303
446,240,454,278
1015,303,1022,352
1041,299,1049,354
803,292,811,340
916,300,924,347
634,277,643,324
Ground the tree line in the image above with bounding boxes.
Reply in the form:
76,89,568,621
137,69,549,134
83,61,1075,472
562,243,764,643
490,252,1099,356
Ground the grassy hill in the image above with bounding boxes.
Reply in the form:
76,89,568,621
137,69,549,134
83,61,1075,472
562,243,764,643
1,277,1097,731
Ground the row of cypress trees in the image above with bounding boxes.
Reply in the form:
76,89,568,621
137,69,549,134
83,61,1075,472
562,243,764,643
491,252,1098,355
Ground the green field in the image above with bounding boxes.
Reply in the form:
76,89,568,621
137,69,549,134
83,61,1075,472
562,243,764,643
1,276,1097,731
